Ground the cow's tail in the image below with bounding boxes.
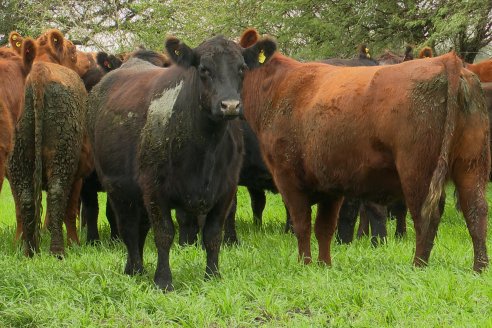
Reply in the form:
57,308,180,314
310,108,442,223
31,69,46,246
420,54,462,229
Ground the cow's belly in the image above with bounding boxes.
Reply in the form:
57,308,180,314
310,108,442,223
302,135,403,202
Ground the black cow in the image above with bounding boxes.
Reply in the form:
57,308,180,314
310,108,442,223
87,35,276,291
321,44,379,66
81,52,122,92
79,51,122,244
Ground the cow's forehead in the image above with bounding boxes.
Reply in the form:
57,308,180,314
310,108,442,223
195,36,243,61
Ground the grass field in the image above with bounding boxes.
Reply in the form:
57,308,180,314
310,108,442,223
0,181,491,327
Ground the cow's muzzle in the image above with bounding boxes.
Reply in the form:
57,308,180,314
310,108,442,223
220,99,242,117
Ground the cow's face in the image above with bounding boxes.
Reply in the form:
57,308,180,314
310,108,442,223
166,35,276,119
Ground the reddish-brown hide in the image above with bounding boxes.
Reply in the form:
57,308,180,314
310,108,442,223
466,59,492,82
0,40,36,195
239,29,490,272
8,30,91,255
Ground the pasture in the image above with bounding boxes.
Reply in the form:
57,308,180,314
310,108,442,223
0,181,491,327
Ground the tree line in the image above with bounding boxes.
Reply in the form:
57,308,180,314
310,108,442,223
1,0,491,62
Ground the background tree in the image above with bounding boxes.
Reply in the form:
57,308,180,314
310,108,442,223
1,0,490,63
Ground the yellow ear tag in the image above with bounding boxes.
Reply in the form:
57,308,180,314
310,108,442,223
367,54,371,58
174,49,180,56
365,48,369,53
16,42,21,48
258,50,266,64
12,35,17,40
53,38,58,43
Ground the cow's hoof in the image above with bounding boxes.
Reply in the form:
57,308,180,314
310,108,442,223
155,277,174,292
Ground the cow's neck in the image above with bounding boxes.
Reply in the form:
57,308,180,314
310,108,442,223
242,53,299,135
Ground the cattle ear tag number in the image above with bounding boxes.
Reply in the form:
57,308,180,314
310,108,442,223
258,49,266,64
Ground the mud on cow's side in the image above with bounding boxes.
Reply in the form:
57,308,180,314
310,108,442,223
8,29,92,256
87,34,276,290
239,29,490,272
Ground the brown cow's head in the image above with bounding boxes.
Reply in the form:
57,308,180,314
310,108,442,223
34,29,79,71
165,33,275,119
2,35,36,77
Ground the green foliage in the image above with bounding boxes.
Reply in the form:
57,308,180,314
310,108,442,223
0,182,492,326
1,0,490,61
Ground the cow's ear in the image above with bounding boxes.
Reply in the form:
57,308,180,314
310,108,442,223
239,29,259,48
96,51,112,71
165,37,195,67
22,38,37,75
109,55,123,69
9,31,24,55
65,40,78,64
48,29,65,57
243,37,276,69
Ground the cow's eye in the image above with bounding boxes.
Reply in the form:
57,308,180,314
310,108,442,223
199,66,211,78
239,64,247,75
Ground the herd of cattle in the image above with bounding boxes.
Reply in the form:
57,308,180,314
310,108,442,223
1,28,491,291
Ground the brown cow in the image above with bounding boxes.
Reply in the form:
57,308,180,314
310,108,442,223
466,59,492,83
0,41,36,198
240,29,490,272
8,29,90,256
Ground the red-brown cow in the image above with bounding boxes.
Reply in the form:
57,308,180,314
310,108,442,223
240,29,490,272
465,59,492,82
8,29,90,256
0,40,36,196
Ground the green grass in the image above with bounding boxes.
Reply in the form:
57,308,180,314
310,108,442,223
0,181,491,327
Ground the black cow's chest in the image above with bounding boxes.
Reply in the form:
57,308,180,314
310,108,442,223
165,136,234,214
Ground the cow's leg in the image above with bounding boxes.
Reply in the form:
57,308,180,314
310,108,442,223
106,201,119,241
11,180,37,256
64,178,82,246
357,207,369,238
453,168,488,272
336,198,361,244
46,176,75,257
176,208,199,246
284,203,293,233
138,210,150,264
389,201,407,238
14,203,23,241
109,194,144,275
80,179,100,244
276,180,312,264
248,187,266,226
144,194,174,291
315,197,344,265
203,189,236,279
362,201,387,246
223,193,239,245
